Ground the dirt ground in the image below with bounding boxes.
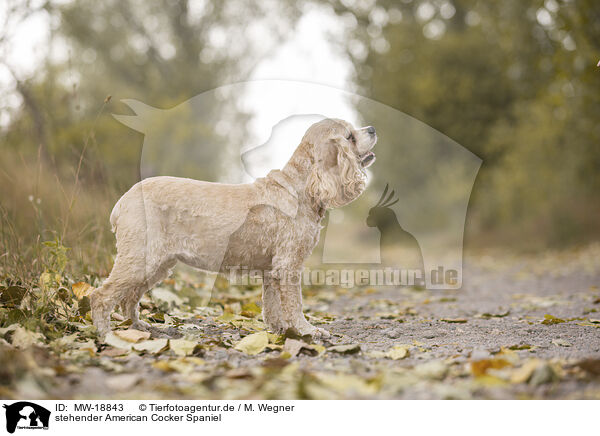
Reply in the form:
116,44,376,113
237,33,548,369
1,245,600,400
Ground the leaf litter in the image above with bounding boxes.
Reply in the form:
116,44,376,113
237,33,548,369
1,247,600,399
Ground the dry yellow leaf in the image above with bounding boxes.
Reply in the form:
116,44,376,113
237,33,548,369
169,338,198,356
234,331,269,355
470,358,511,377
133,338,169,354
72,282,94,299
153,357,205,374
386,345,410,360
441,318,468,323
114,329,151,343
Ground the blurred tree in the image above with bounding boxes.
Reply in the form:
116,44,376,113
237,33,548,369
331,0,600,247
0,0,303,276
1,0,303,184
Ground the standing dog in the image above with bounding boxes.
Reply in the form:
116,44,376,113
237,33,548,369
91,118,376,339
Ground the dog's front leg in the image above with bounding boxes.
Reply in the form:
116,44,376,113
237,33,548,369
275,268,330,339
262,272,285,332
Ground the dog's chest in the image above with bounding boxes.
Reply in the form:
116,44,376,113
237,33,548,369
220,206,321,271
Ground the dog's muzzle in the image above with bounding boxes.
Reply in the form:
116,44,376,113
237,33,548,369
360,151,376,168
357,125,377,168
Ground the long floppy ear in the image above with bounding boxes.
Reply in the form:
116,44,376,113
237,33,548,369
323,135,346,168
305,138,343,209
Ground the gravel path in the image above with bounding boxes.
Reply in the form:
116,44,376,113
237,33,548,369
2,245,599,400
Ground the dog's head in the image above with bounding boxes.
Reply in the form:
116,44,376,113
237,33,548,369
304,118,377,209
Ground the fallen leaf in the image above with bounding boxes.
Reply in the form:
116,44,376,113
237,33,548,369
147,312,164,323
551,339,571,347
232,318,266,332
216,312,238,323
39,271,61,289
234,331,269,355
150,287,184,306
507,344,532,350
226,367,253,379
53,333,79,349
99,347,129,357
541,314,565,325
476,310,510,319
77,296,91,316
441,318,467,323
111,313,125,321
470,358,511,377
11,327,44,348
240,302,261,318
267,333,286,345
576,322,600,327
575,358,600,376
376,312,400,320
327,344,361,355
386,345,410,360
133,338,169,354
152,357,205,374
414,361,448,380
0,285,27,306
169,338,198,356
104,333,167,355
72,282,94,299
262,357,290,369
283,338,304,357
76,339,97,356
589,319,600,324
114,329,151,343
0,324,19,337
313,373,377,397
104,332,135,349
283,338,322,357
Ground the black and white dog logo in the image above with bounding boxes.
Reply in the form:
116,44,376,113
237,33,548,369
2,402,50,433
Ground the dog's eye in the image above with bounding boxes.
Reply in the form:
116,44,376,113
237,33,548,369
346,132,355,142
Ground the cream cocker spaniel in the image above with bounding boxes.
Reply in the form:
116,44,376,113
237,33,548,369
91,118,377,339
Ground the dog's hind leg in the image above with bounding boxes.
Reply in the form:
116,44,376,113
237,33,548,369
121,258,177,331
91,254,148,339
121,288,150,331
90,283,116,339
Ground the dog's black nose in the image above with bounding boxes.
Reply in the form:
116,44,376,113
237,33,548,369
367,126,376,135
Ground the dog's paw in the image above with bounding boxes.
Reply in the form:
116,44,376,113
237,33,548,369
264,319,286,335
92,324,110,342
131,320,152,331
297,324,331,340
312,327,331,340
147,325,183,339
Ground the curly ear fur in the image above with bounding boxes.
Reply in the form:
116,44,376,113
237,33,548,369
306,160,338,209
306,136,366,209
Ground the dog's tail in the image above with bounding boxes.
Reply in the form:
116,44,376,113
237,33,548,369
110,181,145,233
109,197,123,233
